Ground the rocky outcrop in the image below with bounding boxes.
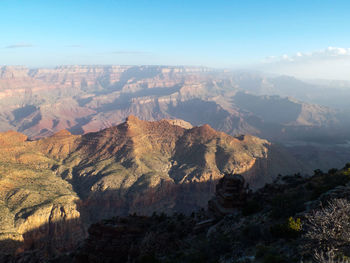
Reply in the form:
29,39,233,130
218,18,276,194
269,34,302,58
0,116,309,256
0,191,86,255
208,173,250,217
16,198,85,253
42,164,350,263
50,116,310,221
0,131,86,255
6,114,350,262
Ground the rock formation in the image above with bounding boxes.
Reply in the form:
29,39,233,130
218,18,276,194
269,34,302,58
0,131,86,255
0,116,307,255
208,173,250,217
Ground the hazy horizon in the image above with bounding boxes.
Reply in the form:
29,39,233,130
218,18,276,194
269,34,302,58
2,63,350,83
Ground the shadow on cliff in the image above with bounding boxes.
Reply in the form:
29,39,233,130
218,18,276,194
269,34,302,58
0,179,217,259
0,217,86,261
0,239,23,255
77,168,275,224
74,155,287,223
78,179,219,223
0,158,289,260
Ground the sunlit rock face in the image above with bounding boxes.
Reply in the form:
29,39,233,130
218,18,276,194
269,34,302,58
0,116,305,255
0,130,86,255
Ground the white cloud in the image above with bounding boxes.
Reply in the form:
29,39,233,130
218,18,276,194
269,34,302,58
264,47,350,64
5,43,33,49
258,47,350,80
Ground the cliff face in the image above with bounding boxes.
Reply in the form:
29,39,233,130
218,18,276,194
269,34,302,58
0,131,86,254
0,116,307,255
51,116,305,219
17,199,84,253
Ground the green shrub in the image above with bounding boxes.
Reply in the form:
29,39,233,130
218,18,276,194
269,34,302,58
270,217,302,239
288,217,302,232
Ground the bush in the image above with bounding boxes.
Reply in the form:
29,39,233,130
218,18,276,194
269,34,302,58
304,199,350,259
311,173,350,199
270,217,302,239
313,250,350,263
314,169,324,176
288,217,302,232
328,168,338,174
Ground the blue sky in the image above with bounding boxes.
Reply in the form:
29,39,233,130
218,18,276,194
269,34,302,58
1,0,350,74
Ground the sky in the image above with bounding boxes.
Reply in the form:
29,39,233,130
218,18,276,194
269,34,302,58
1,0,350,79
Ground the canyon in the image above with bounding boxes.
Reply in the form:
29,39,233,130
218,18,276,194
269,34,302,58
0,65,348,143
0,116,307,255
1,65,349,172
0,65,349,257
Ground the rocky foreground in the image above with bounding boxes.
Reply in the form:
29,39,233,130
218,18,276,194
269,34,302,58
6,164,350,263
0,116,306,256
69,164,350,263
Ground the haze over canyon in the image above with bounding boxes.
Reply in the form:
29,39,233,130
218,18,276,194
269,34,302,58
1,65,349,168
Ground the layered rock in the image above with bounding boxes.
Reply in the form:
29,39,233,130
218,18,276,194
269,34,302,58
52,116,305,221
208,173,250,217
0,116,308,255
0,130,86,254
0,65,347,149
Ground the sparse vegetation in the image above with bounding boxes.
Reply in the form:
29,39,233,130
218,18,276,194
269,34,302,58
62,164,350,263
304,199,350,261
270,217,302,239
